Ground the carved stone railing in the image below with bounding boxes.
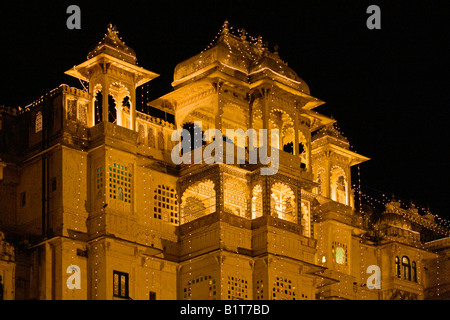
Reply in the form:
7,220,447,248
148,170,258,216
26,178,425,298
178,210,302,236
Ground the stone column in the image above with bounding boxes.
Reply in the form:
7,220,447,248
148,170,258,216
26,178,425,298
262,176,271,216
215,167,224,215
294,113,299,156
130,85,137,131
101,78,109,124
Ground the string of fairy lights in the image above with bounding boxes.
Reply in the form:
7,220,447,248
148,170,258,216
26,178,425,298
326,122,450,230
14,21,449,300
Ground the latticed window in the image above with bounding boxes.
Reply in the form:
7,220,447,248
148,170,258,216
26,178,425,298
182,275,216,300
154,185,178,225
227,276,248,300
108,163,132,202
35,111,43,133
255,280,264,300
272,276,296,300
96,167,104,197
67,99,77,121
332,241,347,265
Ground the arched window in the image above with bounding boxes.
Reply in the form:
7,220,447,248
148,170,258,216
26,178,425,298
330,167,347,205
180,180,215,224
412,261,417,282
252,185,263,219
118,187,123,200
35,111,43,133
336,176,346,204
270,183,296,223
395,256,401,278
335,247,346,265
224,176,248,218
332,241,347,265
402,256,411,281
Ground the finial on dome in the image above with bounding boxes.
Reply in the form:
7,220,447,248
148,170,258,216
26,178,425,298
240,28,246,40
107,23,118,37
257,36,263,45
274,44,279,54
222,20,229,34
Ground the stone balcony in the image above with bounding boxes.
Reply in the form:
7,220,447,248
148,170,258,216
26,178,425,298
176,210,316,262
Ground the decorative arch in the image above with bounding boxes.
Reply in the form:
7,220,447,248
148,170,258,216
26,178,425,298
109,81,131,127
402,256,411,281
330,166,348,205
270,182,297,223
412,261,417,282
270,108,294,151
180,179,216,224
177,104,215,131
223,176,249,218
313,166,325,196
252,185,263,219
395,256,401,278
222,102,248,131
298,130,309,168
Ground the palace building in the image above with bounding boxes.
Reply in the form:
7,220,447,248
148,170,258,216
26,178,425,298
0,23,449,300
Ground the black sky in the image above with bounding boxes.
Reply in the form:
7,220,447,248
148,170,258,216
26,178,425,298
0,0,449,220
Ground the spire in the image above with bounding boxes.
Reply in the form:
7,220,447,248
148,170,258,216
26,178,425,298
240,28,246,41
221,20,229,35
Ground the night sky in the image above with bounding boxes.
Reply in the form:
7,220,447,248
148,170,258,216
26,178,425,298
1,1,449,220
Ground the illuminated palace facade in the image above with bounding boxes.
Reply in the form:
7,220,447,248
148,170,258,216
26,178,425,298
0,23,449,300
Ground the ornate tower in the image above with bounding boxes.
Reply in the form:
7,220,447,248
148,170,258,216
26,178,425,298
311,124,370,299
311,124,369,208
65,24,159,130
150,21,335,300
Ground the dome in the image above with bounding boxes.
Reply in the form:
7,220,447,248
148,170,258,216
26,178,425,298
87,24,137,65
249,52,310,94
377,212,412,230
173,22,310,93
312,124,349,148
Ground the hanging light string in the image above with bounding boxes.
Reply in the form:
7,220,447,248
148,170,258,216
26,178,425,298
353,183,450,232
327,122,450,230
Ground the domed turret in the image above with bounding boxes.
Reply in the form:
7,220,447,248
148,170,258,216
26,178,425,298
249,51,310,94
172,21,310,93
311,123,350,149
87,24,137,65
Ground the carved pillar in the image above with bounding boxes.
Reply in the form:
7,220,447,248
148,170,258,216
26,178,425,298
294,113,299,156
130,84,137,131
89,85,97,127
101,77,110,124
345,165,352,207
261,88,270,145
214,80,224,133
215,168,224,214
297,187,302,228
324,152,331,199
262,175,271,216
